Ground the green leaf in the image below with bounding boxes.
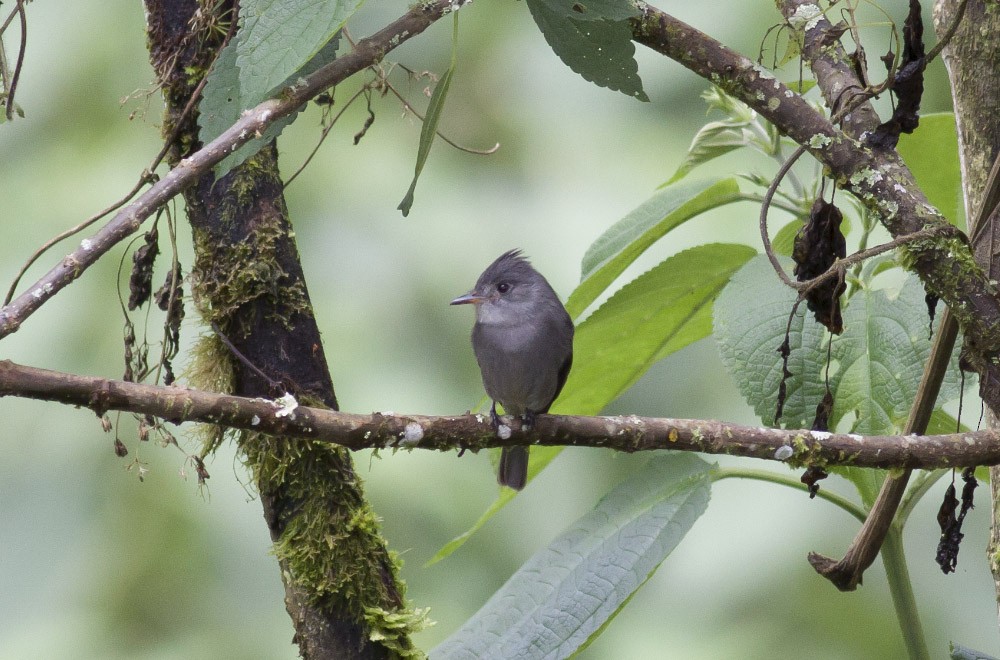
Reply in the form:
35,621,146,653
925,408,967,436
431,454,712,660
199,25,341,177
236,0,363,103
398,12,458,216
526,0,648,101
830,466,884,509
532,0,640,21
667,120,757,184
897,113,964,230
771,219,802,257
830,275,962,435
561,244,756,416
398,65,454,216
777,29,804,67
713,255,829,428
568,177,742,317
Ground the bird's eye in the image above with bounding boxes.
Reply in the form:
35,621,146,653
497,282,511,294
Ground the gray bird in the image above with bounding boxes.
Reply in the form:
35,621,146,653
451,250,574,490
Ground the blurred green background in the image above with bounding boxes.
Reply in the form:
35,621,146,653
1,1,997,658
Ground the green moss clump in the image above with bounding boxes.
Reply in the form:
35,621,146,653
243,431,423,655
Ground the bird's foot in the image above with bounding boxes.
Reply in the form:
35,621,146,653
489,402,502,432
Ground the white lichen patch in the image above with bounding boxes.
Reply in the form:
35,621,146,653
789,4,823,31
251,415,261,426
81,239,94,251
273,393,299,418
497,424,512,440
402,422,424,445
774,445,794,460
810,430,832,441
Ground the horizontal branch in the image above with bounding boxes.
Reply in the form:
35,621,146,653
0,359,995,470
0,0,463,339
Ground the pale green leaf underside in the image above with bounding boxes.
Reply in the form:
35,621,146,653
713,255,829,428
432,454,712,660
667,120,755,184
771,219,802,257
831,275,962,435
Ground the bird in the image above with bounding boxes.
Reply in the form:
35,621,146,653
450,249,574,490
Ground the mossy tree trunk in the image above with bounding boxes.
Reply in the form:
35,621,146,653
143,1,414,657
934,0,1000,616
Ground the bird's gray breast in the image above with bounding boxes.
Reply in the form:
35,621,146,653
472,320,564,416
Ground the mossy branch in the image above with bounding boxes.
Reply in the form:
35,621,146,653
2,359,997,470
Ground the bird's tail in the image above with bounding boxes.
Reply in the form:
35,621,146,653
498,446,529,490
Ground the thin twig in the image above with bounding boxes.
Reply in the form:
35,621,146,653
383,81,500,155
5,0,26,121
3,174,154,306
926,0,969,63
759,143,808,288
3,3,237,305
284,86,368,188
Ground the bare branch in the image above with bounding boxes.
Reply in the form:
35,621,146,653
1,359,996,470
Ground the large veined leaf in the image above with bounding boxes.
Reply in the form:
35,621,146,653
427,244,752,565
560,243,756,415
897,112,963,229
432,454,712,660
236,0,363,103
713,255,829,428
526,0,648,101
830,275,962,435
199,22,342,177
567,177,742,317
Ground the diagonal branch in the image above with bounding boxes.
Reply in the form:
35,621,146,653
0,0,464,340
2,359,998,469
629,3,1000,412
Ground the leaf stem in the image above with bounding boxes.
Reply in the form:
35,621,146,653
882,528,930,660
712,467,867,522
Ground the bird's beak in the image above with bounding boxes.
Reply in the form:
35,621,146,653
450,292,486,305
